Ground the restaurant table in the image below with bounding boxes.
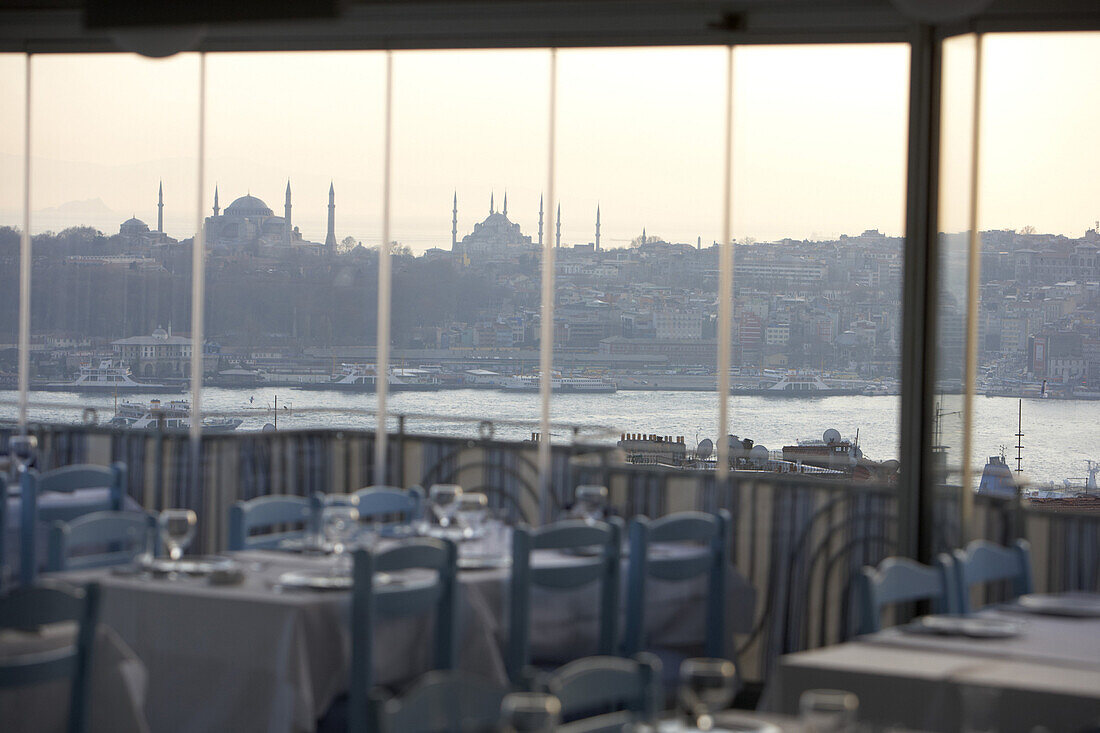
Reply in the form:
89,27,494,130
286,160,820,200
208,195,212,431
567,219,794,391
0,622,150,733
766,601,1100,733
50,545,755,733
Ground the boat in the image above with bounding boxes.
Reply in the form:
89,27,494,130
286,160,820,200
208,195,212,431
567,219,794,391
37,359,182,393
294,364,443,392
108,399,243,432
502,374,617,394
730,372,865,397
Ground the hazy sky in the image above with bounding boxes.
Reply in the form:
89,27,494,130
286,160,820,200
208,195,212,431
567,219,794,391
0,34,1097,251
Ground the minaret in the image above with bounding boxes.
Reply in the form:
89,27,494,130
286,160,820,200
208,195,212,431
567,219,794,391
555,203,561,248
157,181,164,233
503,191,508,218
595,204,601,251
538,195,544,247
212,185,220,217
451,191,458,250
490,191,495,215
284,180,292,243
325,182,336,247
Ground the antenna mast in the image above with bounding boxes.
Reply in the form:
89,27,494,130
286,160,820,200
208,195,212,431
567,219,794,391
1014,398,1024,474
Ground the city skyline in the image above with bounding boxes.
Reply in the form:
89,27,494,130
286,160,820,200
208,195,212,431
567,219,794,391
1,34,1098,250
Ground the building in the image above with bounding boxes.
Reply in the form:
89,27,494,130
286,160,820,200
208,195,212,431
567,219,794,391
453,192,534,256
112,326,192,378
204,181,335,255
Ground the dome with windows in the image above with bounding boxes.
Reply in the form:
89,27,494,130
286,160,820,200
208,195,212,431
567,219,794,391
120,217,149,234
224,194,273,217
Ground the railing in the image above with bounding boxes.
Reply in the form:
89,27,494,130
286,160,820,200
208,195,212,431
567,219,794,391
4,423,1097,683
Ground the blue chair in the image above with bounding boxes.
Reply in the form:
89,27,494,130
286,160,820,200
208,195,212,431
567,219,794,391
47,511,157,571
228,494,321,551
349,539,459,733
542,654,661,733
1,473,8,591
507,519,623,684
352,486,424,527
622,510,731,658
366,671,507,733
856,555,957,634
20,463,127,585
0,580,100,733
951,539,1034,614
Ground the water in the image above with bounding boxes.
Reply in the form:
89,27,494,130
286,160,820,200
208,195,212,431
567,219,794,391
3,388,1095,485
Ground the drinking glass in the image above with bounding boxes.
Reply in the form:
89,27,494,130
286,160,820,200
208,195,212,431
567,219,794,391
798,689,859,733
573,484,609,523
9,434,38,473
158,509,197,561
679,658,739,731
455,492,489,538
500,692,562,733
428,484,462,527
323,504,360,573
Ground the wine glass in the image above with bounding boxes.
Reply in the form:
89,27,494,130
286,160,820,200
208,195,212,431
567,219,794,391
798,689,859,733
500,692,562,733
679,658,739,731
158,509,197,562
323,504,360,573
9,433,38,473
455,492,489,538
428,484,462,528
573,484,609,523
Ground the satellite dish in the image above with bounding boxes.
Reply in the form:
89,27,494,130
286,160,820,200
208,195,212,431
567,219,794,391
823,428,842,444
881,459,900,474
262,423,276,432
696,438,713,460
750,445,769,465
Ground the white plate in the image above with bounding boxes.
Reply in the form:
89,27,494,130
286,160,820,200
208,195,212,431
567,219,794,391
1016,593,1100,618
276,570,398,591
912,615,1022,638
424,525,483,542
658,717,782,733
142,556,238,576
457,555,512,571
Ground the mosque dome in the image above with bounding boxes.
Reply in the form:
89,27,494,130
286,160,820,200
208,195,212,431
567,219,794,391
225,194,273,217
121,217,149,233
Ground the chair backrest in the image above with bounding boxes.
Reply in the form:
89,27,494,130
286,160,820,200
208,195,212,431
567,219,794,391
47,511,156,572
543,654,661,731
368,670,507,733
352,486,424,525
952,539,1034,614
0,580,100,733
349,540,459,733
1,473,7,592
856,555,956,634
227,494,318,551
20,463,126,585
507,519,622,683
622,510,730,657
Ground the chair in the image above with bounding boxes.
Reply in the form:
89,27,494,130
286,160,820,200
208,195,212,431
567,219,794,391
856,555,956,634
47,511,157,571
348,539,459,733
507,519,622,684
0,580,100,733
1,473,8,592
351,486,424,527
622,510,731,658
20,463,127,585
366,671,507,733
951,539,1034,614
541,654,661,733
228,494,321,551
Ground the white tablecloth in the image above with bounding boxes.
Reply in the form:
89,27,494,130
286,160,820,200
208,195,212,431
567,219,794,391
51,547,755,733
0,622,149,733
767,606,1100,733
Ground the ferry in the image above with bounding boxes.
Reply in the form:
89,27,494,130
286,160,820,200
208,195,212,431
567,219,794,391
108,399,243,432
503,374,617,394
295,364,443,392
730,372,865,397
38,359,182,393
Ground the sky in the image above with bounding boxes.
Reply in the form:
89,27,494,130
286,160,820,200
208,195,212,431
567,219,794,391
0,34,1097,252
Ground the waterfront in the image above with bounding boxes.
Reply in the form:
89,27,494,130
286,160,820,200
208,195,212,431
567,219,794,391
3,388,1095,486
